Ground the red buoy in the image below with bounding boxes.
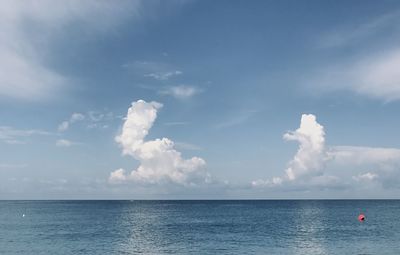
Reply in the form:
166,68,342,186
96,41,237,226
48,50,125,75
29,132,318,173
358,214,365,222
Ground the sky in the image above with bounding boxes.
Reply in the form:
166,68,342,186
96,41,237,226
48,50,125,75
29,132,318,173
1,0,400,199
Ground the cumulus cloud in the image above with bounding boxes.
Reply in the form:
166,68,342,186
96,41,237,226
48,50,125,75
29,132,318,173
283,114,326,180
252,114,335,189
253,114,400,191
109,100,209,186
159,85,201,99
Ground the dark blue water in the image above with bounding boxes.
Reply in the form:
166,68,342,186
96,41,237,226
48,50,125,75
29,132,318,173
1,200,399,254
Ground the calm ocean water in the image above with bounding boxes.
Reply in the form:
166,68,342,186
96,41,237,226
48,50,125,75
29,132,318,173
1,200,399,254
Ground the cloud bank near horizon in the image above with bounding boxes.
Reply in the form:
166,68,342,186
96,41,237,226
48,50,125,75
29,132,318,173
253,114,400,191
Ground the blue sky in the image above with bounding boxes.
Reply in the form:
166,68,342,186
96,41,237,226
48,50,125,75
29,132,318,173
1,0,400,199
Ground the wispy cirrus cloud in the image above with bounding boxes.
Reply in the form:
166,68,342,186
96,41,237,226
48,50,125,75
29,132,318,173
310,9,400,102
58,110,115,132
138,83,202,100
310,48,400,102
0,0,155,101
0,126,52,144
318,9,400,48
123,60,183,81
159,85,202,99
56,139,81,147
144,70,183,81
215,110,258,129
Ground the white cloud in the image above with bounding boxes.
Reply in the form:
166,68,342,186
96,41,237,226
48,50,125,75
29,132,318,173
109,168,127,182
318,10,400,48
328,146,400,165
312,9,400,102
283,114,326,180
86,110,114,129
352,49,400,101
251,177,282,187
70,113,85,122
58,110,115,131
109,100,209,186
58,112,85,132
57,121,69,132
0,0,143,100
144,70,182,81
123,61,183,82
353,172,378,182
56,139,80,147
315,49,400,102
159,85,201,99
253,114,400,191
0,126,51,144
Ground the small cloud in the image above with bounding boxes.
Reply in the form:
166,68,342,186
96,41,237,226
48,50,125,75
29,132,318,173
109,168,126,183
353,172,378,182
58,112,85,132
56,139,80,147
159,85,201,99
86,110,114,129
58,121,69,132
123,60,182,81
59,110,114,131
251,177,283,187
144,70,182,81
70,113,85,122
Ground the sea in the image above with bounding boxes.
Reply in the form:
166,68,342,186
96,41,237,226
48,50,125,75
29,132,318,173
1,200,399,254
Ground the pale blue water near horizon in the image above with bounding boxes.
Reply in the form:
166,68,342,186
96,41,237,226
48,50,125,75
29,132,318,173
1,200,400,254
